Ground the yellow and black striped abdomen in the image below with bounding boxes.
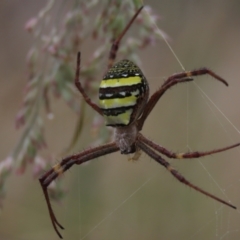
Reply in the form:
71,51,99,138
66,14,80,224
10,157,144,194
99,60,149,126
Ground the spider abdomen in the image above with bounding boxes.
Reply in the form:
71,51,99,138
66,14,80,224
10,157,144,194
99,59,149,126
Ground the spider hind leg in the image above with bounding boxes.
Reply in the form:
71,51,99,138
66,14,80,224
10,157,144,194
39,143,119,238
137,140,237,210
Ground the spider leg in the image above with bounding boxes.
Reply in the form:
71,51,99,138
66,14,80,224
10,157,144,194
75,52,103,115
136,140,236,209
107,6,143,70
138,68,229,130
138,133,240,159
39,142,118,239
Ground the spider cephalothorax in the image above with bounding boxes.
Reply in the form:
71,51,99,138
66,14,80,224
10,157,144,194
39,6,239,239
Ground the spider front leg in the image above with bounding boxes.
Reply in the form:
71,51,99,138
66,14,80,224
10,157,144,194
136,140,236,209
74,52,103,115
39,142,119,239
138,133,240,159
107,6,143,70
137,77,193,130
138,68,229,130
75,7,144,114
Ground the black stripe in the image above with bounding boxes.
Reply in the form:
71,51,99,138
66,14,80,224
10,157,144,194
101,105,134,116
106,123,126,127
99,83,145,100
99,83,143,92
99,91,132,100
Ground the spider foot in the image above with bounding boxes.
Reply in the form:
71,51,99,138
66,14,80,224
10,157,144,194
53,221,64,239
55,220,64,230
50,210,65,238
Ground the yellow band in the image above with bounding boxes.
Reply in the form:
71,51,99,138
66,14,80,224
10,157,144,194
100,76,141,88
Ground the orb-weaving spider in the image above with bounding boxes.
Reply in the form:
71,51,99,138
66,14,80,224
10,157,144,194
39,6,239,239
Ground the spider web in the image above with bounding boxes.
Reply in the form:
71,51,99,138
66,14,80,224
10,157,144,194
1,1,240,240
70,1,240,240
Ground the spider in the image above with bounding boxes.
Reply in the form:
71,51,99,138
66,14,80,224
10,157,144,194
39,6,239,239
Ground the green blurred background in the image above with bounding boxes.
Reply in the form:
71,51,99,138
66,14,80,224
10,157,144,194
1,0,240,239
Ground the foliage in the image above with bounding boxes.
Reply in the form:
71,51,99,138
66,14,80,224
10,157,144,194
0,0,167,206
